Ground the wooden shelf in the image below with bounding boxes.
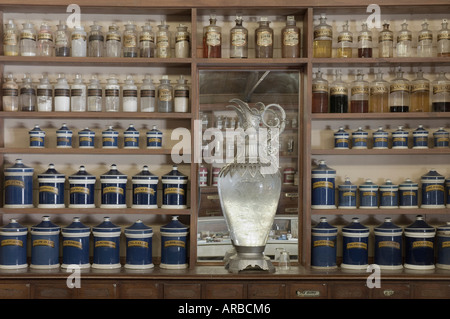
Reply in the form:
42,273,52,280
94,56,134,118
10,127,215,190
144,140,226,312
311,57,450,66
0,111,192,119
311,208,449,215
0,207,191,215
311,148,450,155
0,148,183,155
197,58,309,67
310,112,450,120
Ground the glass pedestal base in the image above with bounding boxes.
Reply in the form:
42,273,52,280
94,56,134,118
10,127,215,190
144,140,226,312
224,246,275,273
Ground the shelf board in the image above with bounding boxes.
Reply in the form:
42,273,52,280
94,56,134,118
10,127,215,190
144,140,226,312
0,207,191,215
310,112,450,120
311,57,450,67
0,148,183,155
0,111,192,119
311,208,449,215
311,148,450,155
196,58,309,67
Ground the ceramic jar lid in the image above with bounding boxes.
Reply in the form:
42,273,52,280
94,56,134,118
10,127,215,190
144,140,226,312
62,217,90,236
161,216,188,234
380,179,398,190
31,216,60,233
57,123,72,134
374,217,403,235
102,126,118,135
0,218,27,234
339,177,357,190
359,179,378,190
147,125,162,135
93,217,121,235
399,178,418,189
124,219,153,236
312,217,337,236
37,164,65,180
405,215,435,236
79,127,95,135
437,222,450,236
132,165,158,181
69,165,96,181
342,217,369,236
29,125,45,134
100,164,127,180
311,160,336,176
5,159,34,175
421,169,444,182
162,165,188,183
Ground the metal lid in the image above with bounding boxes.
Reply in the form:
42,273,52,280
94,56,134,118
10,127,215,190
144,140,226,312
124,219,153,235
37,163,65,179
374,217,402,234
31,216,61,232
0,218,27,233
161,216,188,233
62,217,90,234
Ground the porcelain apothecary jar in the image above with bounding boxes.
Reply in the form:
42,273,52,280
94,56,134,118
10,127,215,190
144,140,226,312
92,217,121,269
311,217,338,269
0,218,28,269
160,216,189,269
124,220,153,269
61,217,91,269
30,216,61,269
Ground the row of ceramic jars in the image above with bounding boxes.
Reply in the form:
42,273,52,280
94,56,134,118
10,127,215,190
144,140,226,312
4,160,188,209
0,216,188,270
312,215,449,271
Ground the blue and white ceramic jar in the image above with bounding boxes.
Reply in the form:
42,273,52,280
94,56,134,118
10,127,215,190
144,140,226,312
341,217,369,270
436,222,450,270
392,126,408,149
447,177,450,208
379,179,399,209
338,177,357,209
61,217,91,269
147,125,163,149
359,179,378,209
372,127,388,149
78,127,95,149
100,164,127,209
433,127,449,148
311,217,337,269
160,216,189,269
69,165,96,208
102,126,118,149
162,165,188,209
334,127,349,149
124,220,153,269
412,125,428,149
56,123,73,148
351,127,368,149
0,218,28,269
30,216,60,269
399,178,419,208
311,160,336,209
4,159,34,208
132,165,158,209
92,217,121,269
29,125,45,148
404,215,435,270
420,169,445,208
124,124,140,149
374,217,403,270
37,164,65,208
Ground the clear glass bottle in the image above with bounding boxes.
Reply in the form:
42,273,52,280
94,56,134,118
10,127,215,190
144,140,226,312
410,69,430,112
37,73,53,112
337,21,353,58
55,21,70,57
105,75,120,112
19,73,36,111
313,13,332,58
70,73,86,112
20,22,36,56
432,72,450,112
175,24,190,58
71,25,87,57
123,22,138,58
389,67,410,112
282,16,300,58
139,22,155,58
417,20,433,58
358,22,372,58
350,70,369,113
203,15,221,58
437,19,450,57
312,69,329,113
369,69,389,113
157,75,173,112
54,73,70,112
396,20,412,57
255,17,273,58
88,22,104,57
230,16,248,59
378,21,393,58
37,23,53,56
174,75,189,112
87,75,102,112
3,20,19,56
329,70,348,113
122,75,138,112
2,73,19,111
140,74,156,112
156,22,171,58
105,23,121,57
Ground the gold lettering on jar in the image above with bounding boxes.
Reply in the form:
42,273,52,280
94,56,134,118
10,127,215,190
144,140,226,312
206,31,221,46
411,82,430,92
390,83,410,93
438,31,450,41
370,86,388,95
312,83,328,93
379,32,394,42
433,84,450,94
351,86,369,96
338,34,353,43
397,34,412,42
257,30,272,47
71,33,86,41
283,29,299,46
314,28,332,39
123,34,137,47
330,86,347,95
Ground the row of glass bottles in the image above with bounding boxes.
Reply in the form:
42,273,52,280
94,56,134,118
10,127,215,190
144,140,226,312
203,15,301,58
1,73,190,113
312,68,450,113
3,20,190,58
314,15,450,58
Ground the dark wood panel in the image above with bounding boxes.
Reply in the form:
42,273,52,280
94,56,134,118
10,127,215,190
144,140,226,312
330,282,369,299
371,283,411,299
164,283,201,299
0,283,30,299
248,283,286,299
413,282,450,299
288,282,327,299
205,283,244,299
32,283,75,299
77,283,117,299
119,282,162,299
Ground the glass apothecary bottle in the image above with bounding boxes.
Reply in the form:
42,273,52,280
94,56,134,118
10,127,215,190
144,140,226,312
105,75,120,112
437,19,450,57
329,70,348,113
55,21,70,57
417,20,433,58
88,22,104,57
71,25,87,57
174,75,189,113
122,75,138,112
396,20,412,57
140,74,155,112
369,69,389,113
20,22,36,56
87,75,102,112
157,75,173,112
19,73,36,111
378,22,393,58
123,22,138,58
230,16,248,59
358,22,372,58
106,23,121,57
313,13,332,58
282,16,300,58
389,67,410,112
432,72,450,112
70,73,86,112
156,22,171,58
54,73,70,112
255,17,273,58
337,21,353,58
350,70,369,113
3,20,19,56
175,24,190,58
410,69,430,112
37,23,53,56
312,69,329,113
203,15,221,58
2,73,19,111
139,22,155,58
37,73,53,112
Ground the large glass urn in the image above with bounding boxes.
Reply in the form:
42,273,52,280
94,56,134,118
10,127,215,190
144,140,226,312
217,98,285,273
